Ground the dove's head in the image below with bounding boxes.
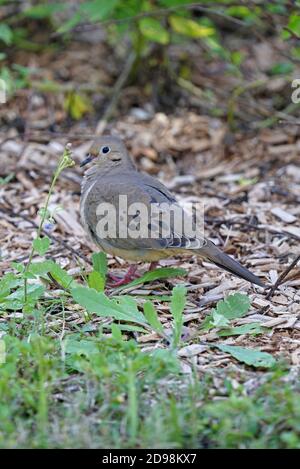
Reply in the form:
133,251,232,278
80,136,135,173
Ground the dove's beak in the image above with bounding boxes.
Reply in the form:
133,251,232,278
80,153,94,167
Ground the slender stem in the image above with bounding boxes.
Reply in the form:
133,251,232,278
23,144,74,305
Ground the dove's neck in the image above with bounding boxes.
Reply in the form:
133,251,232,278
81,159,136,193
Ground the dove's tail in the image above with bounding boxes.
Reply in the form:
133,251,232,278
193,240,265,287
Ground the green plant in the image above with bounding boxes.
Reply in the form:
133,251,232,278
23,143,75,303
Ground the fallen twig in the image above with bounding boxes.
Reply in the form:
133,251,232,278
96,51,136,135
265,254,300,299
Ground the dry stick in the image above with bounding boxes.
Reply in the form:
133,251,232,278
265,254,300,300
205,218,300,242
95,50,136,135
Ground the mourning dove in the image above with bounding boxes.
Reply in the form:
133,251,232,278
80,136,264,287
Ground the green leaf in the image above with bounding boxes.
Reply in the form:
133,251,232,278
287,13,300,37
0,284,45,311
28,260,54,276
0,173,14,185
214,293,251,320
65,338,99,357
169,15,215,38
33,236,50,256
115,267,187,291
111,323,123,341
170,285,187,347
24,3,64,19
0,273,22,299
201,293,251,330
139,17,170,45
226,5,257,22
88,271,105,292
92,252,107,276
0,24,13,45
56,12,82,34
48,262,75,289
218,323,266,337
115,296,146,324
143,301,164,334
79,0,119,22
64,92,91,120
170,285,187,322
29,260,75,289
215,344,276,368
71,286,146,325
269,62,294,75
211,311,230,328
104,323,148,334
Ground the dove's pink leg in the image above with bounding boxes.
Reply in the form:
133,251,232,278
148,261,159,271
108,265,139,287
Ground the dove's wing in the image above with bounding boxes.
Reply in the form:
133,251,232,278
81,171,205,252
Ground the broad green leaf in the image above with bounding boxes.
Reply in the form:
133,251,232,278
0,24,13,45
139,17,170,45
286,13,300,37
214,293,251,320
115,267,187,291
0,173,14,185
216,344,276,368
29,260,54,276
64,338,99,356
92,252,107,277
0,284,45,311
48,262,76,289
115,296,146,324
0,273,22,299
218,323,266,337
211,311,230,328
111,323,123,341
11,262,24,273
88,271,105,292
201,293,251,330
71,286,146,325
231,50,245,66
24,3,64,19
170,285,187,347
170,285,187,322
79,0,119,22
159,0,191,5
226,6,255,19
269,62,294,75
28,260,75,289
64,93,91,120
33,236,50,256
143,301,164,334
56,12,82,34
105,323,148,334
169,15,215,38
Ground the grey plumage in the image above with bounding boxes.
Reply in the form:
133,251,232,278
80,136,264,287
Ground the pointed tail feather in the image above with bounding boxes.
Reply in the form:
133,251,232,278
194,241,265,287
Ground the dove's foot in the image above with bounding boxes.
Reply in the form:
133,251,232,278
148,261,159,271
108,265,139,287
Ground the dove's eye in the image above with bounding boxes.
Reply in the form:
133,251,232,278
101,146,110,155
